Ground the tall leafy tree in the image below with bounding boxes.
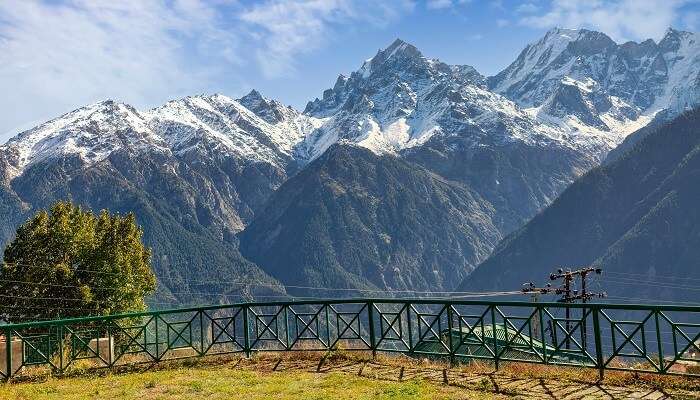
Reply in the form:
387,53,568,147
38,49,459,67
0,201,156,323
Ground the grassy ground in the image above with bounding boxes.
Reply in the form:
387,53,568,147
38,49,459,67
2,351,699,399
0,361,498,400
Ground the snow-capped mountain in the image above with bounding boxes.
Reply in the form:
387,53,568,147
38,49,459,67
299,37,649,165
490,27,700,121
0,92,323,183
0,101,169,183
1,28,699,298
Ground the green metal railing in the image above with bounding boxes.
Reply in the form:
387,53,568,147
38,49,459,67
2,299,700,380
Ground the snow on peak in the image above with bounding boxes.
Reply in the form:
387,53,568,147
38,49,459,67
144,93,322,166
0,100,167,179
238,89,297,124
491,26,700,118
1,93,325,181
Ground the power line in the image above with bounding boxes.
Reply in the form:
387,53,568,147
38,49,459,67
604,278,700,292
605,271,700,283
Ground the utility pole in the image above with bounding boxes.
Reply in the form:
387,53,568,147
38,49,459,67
550,267,605,350
521,282,557,341
523,266,605,350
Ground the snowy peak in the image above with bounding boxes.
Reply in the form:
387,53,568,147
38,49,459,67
488,28,617,107
658,28,694,52
0,100,167,179
145,93,320,167
238,89,297,124
358,39,427,77
299,38,599,162
491,27,700,116
304,38,484,118
0,92,324,182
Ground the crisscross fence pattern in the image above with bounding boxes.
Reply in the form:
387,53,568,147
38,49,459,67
2,299,700,380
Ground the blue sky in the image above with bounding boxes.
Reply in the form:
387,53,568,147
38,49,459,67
1,0,699,142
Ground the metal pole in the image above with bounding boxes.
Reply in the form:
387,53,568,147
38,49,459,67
4,328,11,380
367,301,376,360
655,311,664,373
582,272,587,350
565,275,571,350
446,304,455,367
199,311,204,356
155,315,160,361
242,305,250,358
491,306,499,370
539,305,547,363
58,323,64,373
592,306,604,381
325,304,330,350
284,305,290,350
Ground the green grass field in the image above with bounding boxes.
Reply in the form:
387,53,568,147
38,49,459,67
0,364,499,400
2,352,699,399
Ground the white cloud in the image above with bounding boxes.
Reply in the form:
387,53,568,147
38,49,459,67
0,0,414,141
240,0,413,78
520,0,692,42
0,0,242,141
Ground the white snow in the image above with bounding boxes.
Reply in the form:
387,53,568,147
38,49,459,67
3,30,699,183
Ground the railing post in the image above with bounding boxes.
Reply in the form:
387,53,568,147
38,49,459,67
406,304,413,355
284,305,290,351
58,323,64,374
367,301,376,360
446,304,455,367
491,305,499,371
592,306,604,381
243,305,251,358
4,327,11,380
199,311,205,356
655,310,664,373
324,303,331,350
154,315,160,361
539,305,547,363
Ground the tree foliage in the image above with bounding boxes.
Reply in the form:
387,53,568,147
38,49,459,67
0,201,156,323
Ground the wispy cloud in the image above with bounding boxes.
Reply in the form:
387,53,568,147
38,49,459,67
240,0,413,78
519,0,692,42
0,0,413,140
0,0,241,139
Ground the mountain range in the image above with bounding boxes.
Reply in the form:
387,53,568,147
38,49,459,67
459,107,700,305
0,27,699,304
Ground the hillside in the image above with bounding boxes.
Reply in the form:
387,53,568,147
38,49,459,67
239,145,500,294
1,28,699,302
459,108,700,304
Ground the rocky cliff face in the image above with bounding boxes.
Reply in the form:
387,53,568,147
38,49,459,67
490,28,700,127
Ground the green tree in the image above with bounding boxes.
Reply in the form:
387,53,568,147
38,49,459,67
0,201,156,323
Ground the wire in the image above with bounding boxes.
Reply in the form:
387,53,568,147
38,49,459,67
604,277,700,292
1,274,535,297
605,271,700,283
605,295,700,306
